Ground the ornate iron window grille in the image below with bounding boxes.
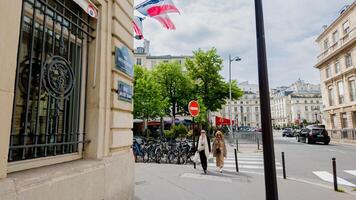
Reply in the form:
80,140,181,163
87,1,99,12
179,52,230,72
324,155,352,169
9,0,94,162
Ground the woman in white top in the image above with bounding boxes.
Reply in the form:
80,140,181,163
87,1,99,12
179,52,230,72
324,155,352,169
195,129,211,174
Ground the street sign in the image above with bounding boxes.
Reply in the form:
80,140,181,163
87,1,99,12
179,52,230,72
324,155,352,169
188,101,200,117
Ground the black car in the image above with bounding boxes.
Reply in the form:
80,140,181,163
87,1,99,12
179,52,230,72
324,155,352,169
282,128,294,137
297,125,330,145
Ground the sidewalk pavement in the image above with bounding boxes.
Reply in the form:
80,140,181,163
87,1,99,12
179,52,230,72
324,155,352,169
134,163,356,200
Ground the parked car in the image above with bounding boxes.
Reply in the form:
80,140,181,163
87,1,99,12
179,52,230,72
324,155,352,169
282,128,294,137
297,125,330,145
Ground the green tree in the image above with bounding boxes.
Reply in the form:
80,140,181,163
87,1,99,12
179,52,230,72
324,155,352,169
186,48,243,124
133,66,168,135
153,62,193,124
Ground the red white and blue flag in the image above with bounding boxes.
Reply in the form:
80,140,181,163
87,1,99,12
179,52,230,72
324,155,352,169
135,0,180,17
73,0,98,19
152,14,175,30
133,16,144,40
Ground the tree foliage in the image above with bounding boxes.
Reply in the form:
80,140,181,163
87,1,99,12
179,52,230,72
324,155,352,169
133,65,168,120
153,62,193,120
186,48,243,113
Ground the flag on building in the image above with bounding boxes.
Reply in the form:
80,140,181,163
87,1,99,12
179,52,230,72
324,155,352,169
152,14,176,30
133,16,144,40
73,0,98,18
135,0,180,17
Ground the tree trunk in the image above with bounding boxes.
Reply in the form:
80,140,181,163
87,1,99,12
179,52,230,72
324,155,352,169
145,115,149,137
160,116,164,139
172,101,176,126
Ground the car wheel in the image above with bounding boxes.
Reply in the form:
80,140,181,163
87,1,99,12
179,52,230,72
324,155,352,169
324,141,330,145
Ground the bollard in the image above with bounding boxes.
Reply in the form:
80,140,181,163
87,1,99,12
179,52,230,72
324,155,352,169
282,152,286,179
234,148,239,172
332,158,338,191
236,138,239,152
257,137,260,150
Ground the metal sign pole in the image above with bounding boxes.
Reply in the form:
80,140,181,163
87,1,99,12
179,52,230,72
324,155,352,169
254,0,279,199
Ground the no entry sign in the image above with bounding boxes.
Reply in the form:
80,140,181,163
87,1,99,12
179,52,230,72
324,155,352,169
188,101,200,117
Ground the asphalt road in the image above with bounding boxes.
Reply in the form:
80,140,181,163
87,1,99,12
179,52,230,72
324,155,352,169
273,133,356,190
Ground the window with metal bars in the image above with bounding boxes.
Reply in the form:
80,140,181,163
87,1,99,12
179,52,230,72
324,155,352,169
9,0,94,162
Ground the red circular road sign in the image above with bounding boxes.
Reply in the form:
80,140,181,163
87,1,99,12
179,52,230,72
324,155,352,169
188,101,200,117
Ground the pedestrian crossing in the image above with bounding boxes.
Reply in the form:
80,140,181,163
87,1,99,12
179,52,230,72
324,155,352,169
313,171,356,187
207,153,282,172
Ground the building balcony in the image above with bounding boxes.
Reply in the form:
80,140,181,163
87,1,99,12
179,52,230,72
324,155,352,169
316,27,356,68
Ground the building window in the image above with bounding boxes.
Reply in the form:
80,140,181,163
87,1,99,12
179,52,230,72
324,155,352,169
335,60,340,73
163,60,169,63
136,58,142,65
343,20,350,34
305,106,308,111
326,66,331,78
345,53,352,68
234,107,237,112
349,79,356,101
9,0,92,162
255,107,259,112
331,114,337,129
337,81,345,104
328,87,335,106
332,30,339,44
341,113,348,128
323,39,329,50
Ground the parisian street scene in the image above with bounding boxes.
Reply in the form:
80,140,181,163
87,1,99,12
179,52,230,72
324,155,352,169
0,0,356,200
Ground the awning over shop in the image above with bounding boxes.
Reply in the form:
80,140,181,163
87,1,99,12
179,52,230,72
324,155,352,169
215,116,234,126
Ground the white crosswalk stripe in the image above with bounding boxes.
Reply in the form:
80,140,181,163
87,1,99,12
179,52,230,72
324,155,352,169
313,171,356,187
344,170,356,176
208,153,282,171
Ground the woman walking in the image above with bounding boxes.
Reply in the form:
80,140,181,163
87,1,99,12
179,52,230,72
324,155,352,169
212,131,227,173
196,129,211,174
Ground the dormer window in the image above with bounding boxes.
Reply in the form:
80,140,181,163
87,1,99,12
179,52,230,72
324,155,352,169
343,20,350,34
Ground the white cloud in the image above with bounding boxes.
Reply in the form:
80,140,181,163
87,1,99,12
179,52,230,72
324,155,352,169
134,0,354,87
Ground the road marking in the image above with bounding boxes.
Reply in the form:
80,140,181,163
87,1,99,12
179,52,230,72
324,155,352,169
213,160,281,166
344,170,356,176
313,171,356,187
208,163,282,170
181,173,232,183
326,148,346,154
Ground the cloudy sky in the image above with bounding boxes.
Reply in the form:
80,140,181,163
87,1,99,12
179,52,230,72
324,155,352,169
134,0,354,87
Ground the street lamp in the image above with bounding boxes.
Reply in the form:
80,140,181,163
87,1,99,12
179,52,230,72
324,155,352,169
229,55,242,136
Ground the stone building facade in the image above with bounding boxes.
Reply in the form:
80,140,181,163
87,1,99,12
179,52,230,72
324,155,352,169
314,2,356,140
133,41,193,70
270,80,323,128
219,82,261,128
0,0,134,199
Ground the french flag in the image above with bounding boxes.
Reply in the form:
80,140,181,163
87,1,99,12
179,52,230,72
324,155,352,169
152,14,176,30
136,0,180,17
133,16,144,39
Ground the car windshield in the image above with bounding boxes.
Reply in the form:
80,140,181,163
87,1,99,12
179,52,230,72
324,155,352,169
312,129,323,134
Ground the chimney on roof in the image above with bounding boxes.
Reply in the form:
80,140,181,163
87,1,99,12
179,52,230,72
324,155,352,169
322,25,328,30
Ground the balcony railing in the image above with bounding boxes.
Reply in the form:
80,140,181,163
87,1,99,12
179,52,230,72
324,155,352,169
317,27,356,63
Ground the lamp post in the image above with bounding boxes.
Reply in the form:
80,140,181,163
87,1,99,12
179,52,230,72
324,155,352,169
229,55,241,136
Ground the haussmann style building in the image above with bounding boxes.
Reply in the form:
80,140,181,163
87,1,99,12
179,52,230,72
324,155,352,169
314,2,356,142
0,0,135,199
